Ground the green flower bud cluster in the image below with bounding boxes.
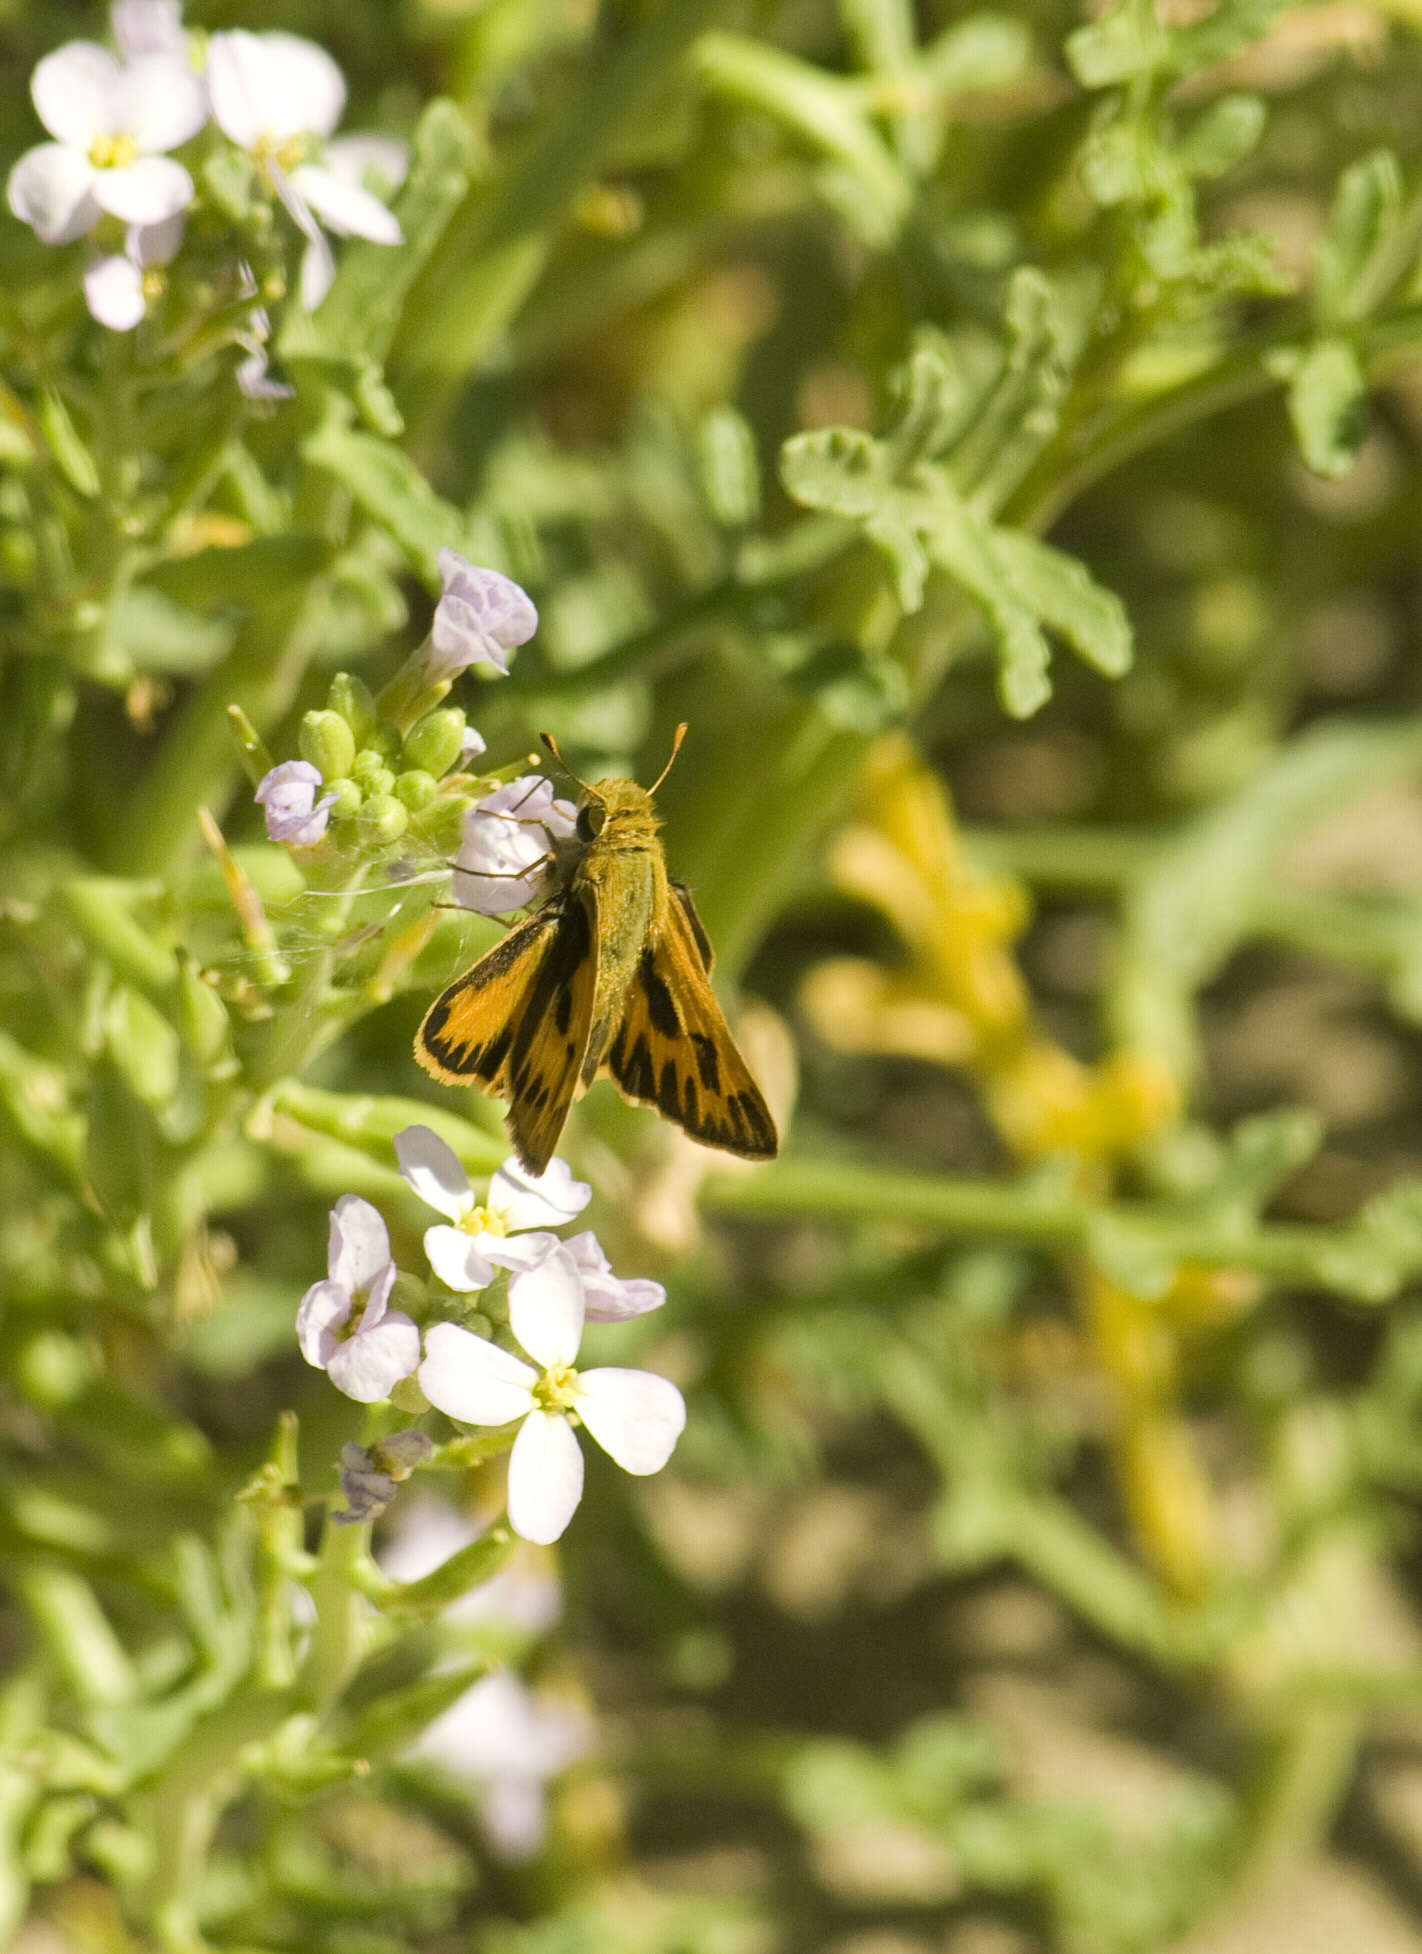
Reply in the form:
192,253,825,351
297,674,477,852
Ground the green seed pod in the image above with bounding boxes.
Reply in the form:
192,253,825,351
298,709,356,781
403,707,467,779
395,769,438,811
356,793,409,847
327,671,376,747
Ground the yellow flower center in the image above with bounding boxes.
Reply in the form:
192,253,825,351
534,1364,579,1413
458,1204,509,1238
253,133,313,180
89,134,138,171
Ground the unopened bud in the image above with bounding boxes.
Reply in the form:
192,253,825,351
299,709,356,781
403,707,467,779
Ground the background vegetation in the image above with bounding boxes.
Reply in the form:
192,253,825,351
9,0,1422,1948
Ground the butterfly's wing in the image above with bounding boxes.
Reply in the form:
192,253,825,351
415,889,598,1174
601,884,778,1160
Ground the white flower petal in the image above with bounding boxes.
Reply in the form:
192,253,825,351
574,1367,686,1475
84,253,145,331
289,162,401,243
255,759,334,843
357,1260,398,1330
127,209,184,267
395,1124,472,1222
112,0,187,64
564,1231,667,1322
92,153,192,225
508,1247,585,1370
8,144,100,245
490,1156,591,1231
480,1776,549,1861
299,234,336,311
327,1312,421,1403
420,1321,536,1426
297,1277,351,1367
507,1410,583,1544
327,1194,391,1293
207,30,346,147
324,132,410,194
119,57,207,153
424,1223,496,1293
204,31,263,149
32,43,121,148
482,1230,561,1275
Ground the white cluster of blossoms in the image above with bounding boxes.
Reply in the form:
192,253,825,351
298,1127,684,1545
7,2,405,332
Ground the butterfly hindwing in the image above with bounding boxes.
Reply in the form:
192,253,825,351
602,887,777,1160
415,889,598,1173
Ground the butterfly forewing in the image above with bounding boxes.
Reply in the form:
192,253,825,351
415,890,598,1173
601,885,777,1160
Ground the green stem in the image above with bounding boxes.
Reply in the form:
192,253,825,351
705,1155,1416,1300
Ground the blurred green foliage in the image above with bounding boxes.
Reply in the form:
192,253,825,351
9,0,1422,1950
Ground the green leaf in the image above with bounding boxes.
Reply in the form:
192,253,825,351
37,390,98,499
922,14,1033,93
302,416,465,579
1286,337,1368,479
1314,150,1403,325
314,99,475,366
1174,94,1267,181
988,529,1133,678
1065,5,1166,87
111,586,235,677
144,535,334,612
779,426,887,518
267,1080,508,1175
696,405,761,527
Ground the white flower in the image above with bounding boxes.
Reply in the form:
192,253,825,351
111,0,188,64
7,40,206,245
83,208,182,331
453,776,576,916
430,554,538,682
395,1125,590,1292
255,759,335,845
409,1670,593,1859
419,1248,686,1545
297,1195,419,1403
559,1230,667,1322
206,30,404,310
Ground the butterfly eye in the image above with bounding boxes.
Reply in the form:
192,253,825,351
576,801,606,841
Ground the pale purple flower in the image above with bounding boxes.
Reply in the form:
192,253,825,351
206,31,404,310
419,1247,686,1545
395,1125,590,1292
430,554,538,681
255,759,335,846
453,776,576,916
7,40,206,245
297,1195,419,1403
83,208,182,331
409,1670,593,1859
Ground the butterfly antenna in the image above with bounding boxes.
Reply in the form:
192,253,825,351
648,722,688,796
539,732,595,796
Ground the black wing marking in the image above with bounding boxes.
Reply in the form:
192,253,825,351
416,890,598,1173
602,898,777,1160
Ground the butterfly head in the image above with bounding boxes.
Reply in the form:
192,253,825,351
542,724,687,847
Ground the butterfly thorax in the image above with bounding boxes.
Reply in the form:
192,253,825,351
571,780,668,1071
